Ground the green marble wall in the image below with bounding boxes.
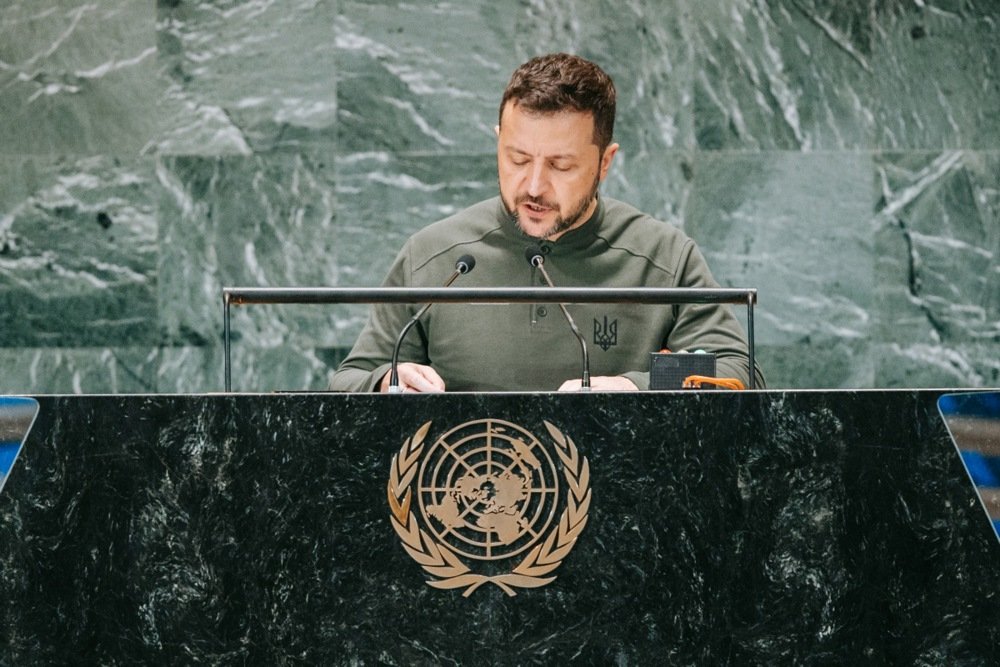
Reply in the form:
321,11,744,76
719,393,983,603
1,0,997,393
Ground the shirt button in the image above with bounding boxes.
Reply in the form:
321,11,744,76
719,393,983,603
540,244,552,254
536,306,548,317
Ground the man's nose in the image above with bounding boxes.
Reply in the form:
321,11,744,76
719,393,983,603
526,163,549,197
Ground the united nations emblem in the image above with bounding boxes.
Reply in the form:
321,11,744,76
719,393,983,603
386,419,591,597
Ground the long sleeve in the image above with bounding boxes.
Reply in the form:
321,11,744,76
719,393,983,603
659,240,765,389
327,243,426,392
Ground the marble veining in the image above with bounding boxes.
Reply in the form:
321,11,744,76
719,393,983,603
0,0,998,393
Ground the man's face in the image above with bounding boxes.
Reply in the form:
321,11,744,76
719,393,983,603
497,102,618,241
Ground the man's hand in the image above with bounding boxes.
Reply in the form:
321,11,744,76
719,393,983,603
379,362,446,393
557,376,638,391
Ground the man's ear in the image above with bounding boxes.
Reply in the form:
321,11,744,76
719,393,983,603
599,143,620,180
494,124,501,138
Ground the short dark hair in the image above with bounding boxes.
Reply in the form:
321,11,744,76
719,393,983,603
499,53,616,152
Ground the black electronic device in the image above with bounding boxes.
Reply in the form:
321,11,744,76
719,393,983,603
649,352,717,390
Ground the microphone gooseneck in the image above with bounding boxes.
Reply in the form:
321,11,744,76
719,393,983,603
524,245,591,390
388,254,476,393
525,245,544,268
455,254,475,275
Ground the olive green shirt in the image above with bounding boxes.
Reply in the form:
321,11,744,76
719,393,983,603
329,196,763,392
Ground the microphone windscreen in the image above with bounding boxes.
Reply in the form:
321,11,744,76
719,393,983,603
455,254,476,274
524,245,544,267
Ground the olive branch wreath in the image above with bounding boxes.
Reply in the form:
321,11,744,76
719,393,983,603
386,420,591,597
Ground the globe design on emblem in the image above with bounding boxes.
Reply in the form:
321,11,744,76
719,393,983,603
418,419,561,560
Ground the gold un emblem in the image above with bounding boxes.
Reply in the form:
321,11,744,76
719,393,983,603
387,419,591,597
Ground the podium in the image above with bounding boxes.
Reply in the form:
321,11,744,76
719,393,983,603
1,390,998,663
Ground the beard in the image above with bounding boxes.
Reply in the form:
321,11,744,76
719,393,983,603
501,174,601,240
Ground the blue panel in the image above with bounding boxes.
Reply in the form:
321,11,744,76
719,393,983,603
0,396,39,491
0,442,21,474
939,391,1000,543
959,450,1000,486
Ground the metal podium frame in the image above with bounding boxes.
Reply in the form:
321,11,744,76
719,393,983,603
221,286,758,391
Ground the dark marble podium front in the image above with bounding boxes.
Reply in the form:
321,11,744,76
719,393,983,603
1,391,998,665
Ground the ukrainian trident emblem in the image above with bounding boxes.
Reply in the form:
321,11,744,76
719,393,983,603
387,419,591,597
594,316,618,351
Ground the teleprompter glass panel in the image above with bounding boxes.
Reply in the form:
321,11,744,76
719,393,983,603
0,397,39,495
939,392,1000,543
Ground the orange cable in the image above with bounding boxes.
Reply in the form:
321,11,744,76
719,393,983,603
682,375,746,391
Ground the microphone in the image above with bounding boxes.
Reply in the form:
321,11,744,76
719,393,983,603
388,254,476,393
524,245,590,390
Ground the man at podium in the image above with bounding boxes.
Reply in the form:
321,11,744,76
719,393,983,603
330,53,762,393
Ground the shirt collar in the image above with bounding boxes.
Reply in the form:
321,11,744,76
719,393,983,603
496,195,604,253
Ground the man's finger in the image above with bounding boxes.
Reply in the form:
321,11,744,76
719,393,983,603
400,364,445,393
